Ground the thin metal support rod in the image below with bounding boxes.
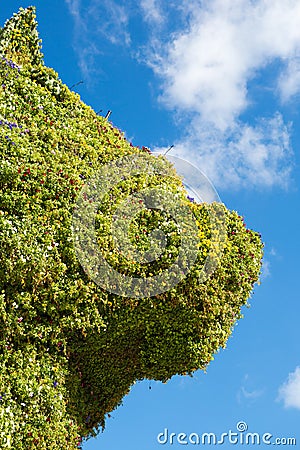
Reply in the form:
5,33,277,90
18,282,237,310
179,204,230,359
70,81,83,89
164,145,174,156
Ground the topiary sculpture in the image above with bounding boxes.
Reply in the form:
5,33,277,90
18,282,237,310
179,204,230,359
0,7,263,449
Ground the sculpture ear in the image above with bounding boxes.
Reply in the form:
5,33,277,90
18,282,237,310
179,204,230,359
0,6,43,67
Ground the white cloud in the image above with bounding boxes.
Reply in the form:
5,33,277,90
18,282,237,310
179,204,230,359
155,113,293,189
64,0,300,189
152,0,300,126
147,0,300,188
278,367,300,410
140,0,164,25
278,58,300,102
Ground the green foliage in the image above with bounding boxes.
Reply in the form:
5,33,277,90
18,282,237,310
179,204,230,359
0,7,264,449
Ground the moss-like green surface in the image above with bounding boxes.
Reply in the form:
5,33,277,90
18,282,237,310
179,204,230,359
0,7,263,449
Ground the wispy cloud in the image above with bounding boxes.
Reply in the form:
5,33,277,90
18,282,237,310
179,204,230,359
260,259,271,280
140,0,164,25
89,0,131,46
65,0,131,82
278,366,300,410
237,375,264,404
238,386,264,401
65,0,100,82
146,0,300,189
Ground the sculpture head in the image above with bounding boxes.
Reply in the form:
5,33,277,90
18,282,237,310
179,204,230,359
0,7,263,448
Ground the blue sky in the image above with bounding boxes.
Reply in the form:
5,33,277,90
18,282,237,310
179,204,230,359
1,1,300,448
